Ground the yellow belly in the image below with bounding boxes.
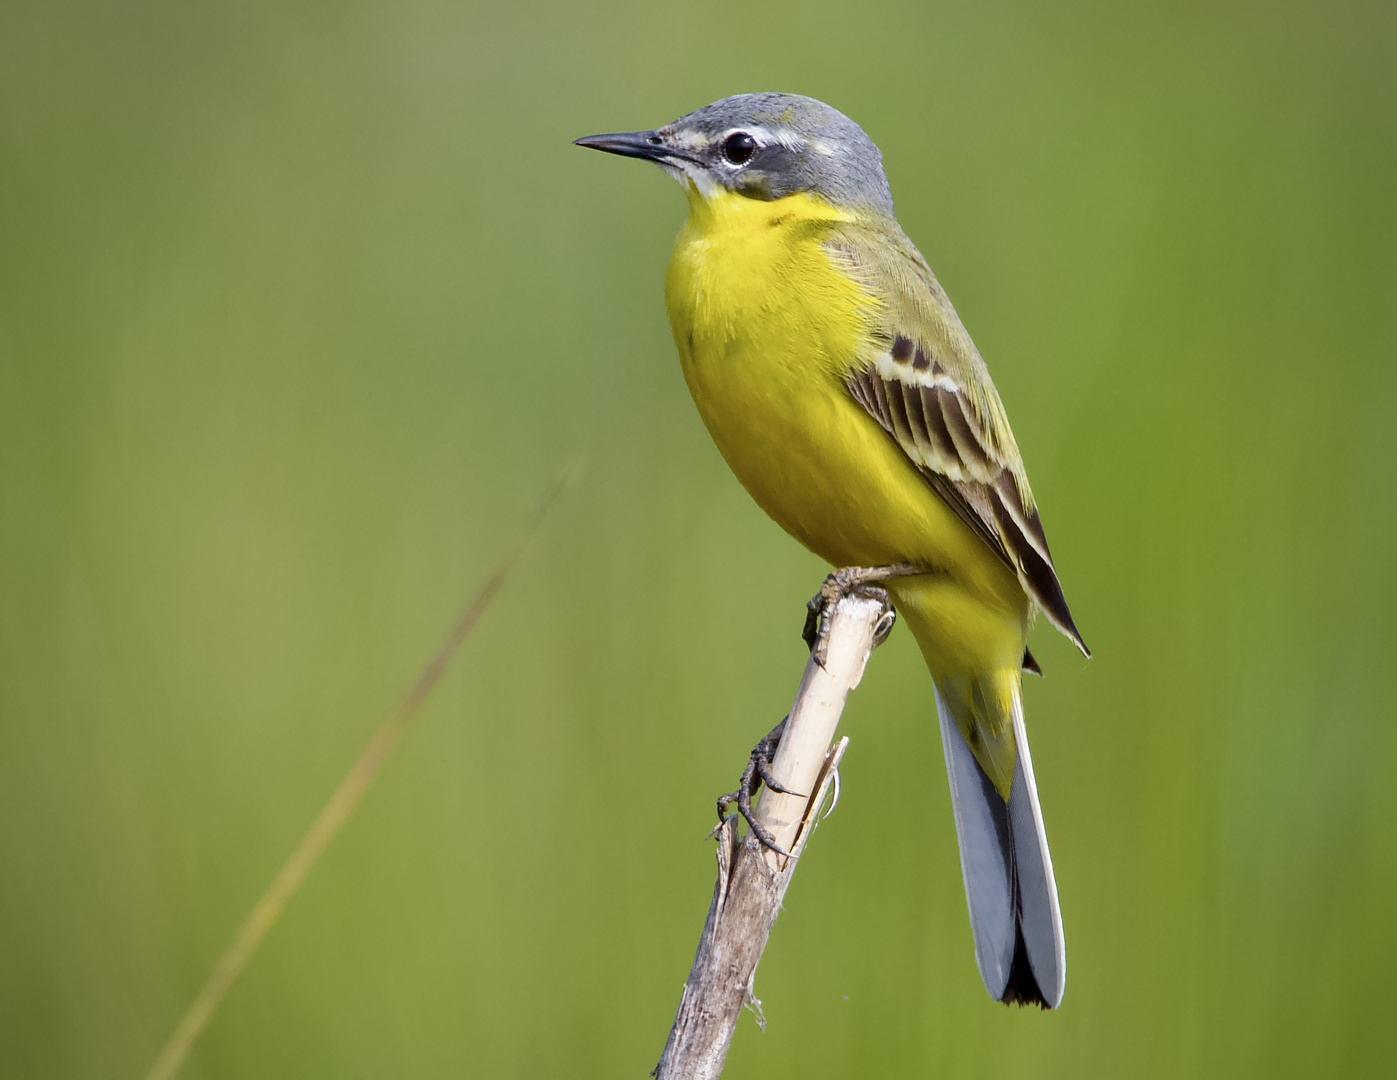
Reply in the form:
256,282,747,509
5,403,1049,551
664,186,1028,676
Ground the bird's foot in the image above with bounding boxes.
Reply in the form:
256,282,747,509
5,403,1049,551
801,564,920,666
716,717,804,857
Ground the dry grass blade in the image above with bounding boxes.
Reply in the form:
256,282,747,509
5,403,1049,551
142,474,571,1080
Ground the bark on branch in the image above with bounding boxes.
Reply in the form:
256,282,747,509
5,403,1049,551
652,588,895,1079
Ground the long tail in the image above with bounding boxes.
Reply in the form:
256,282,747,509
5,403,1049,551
935,679,1065,1008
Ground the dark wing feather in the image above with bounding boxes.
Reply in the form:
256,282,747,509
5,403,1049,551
849,366,1089,657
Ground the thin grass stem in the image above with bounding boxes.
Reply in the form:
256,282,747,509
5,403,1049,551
142,473,571,1080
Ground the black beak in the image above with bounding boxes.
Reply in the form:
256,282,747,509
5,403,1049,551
574,130,676,162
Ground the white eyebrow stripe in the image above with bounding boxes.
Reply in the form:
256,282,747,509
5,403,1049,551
722,125,805,152
774,128,805,151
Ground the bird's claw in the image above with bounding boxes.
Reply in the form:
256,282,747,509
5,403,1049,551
801,564,918,666
716,717,802,858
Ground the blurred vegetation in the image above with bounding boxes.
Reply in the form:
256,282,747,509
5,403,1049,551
2,0,1395,1077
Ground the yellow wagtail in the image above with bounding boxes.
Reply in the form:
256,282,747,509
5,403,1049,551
577,93,1089,1009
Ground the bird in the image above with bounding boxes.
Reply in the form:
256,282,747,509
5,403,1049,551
576,93,1088,1009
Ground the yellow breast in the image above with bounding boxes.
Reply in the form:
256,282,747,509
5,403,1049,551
664,187,873,551
665,187,869,378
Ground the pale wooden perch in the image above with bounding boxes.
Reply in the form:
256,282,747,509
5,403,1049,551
653,586,896,1079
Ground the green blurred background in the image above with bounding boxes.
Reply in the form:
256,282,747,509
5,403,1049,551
2,0,1395,1076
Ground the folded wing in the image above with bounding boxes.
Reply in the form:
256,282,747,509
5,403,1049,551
848,342,1088,657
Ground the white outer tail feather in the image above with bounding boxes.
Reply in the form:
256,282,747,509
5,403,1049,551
935,682,1066,1007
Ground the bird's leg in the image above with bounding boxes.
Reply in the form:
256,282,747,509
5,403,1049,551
802,563,921,666
716,716,804,857
716,568,917,855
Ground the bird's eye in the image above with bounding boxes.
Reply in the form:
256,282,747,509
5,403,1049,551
722,132,757,165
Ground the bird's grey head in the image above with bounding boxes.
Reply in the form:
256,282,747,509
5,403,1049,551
576,93,893,217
